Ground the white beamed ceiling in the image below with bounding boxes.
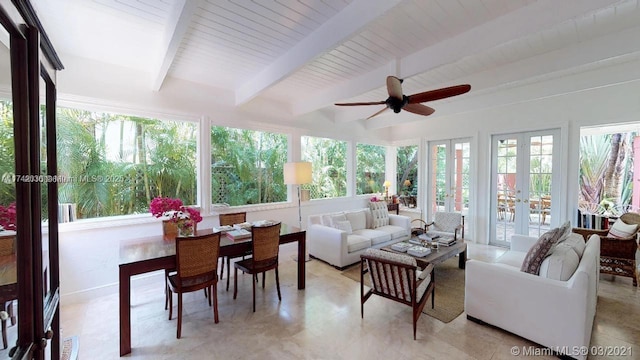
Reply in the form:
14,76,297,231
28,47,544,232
33,0,640,129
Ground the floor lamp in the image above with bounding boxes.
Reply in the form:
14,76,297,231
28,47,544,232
284,161,312,261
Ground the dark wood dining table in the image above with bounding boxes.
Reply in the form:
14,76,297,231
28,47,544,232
118,223,306,356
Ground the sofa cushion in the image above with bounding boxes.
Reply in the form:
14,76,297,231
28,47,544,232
520,227,563,275
608,218,638,239
375,225,409,240
345,210,367,231
330,213,347,227
320,214,333,226
347,234,371,253
558,233,586,258
353,229,391,245
334,220,352,234
539,243,580,281
369,201,390,228
496,251,527,268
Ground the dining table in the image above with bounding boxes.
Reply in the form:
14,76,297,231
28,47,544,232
118,223,306,356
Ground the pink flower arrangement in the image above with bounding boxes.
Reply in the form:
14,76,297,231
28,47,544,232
370,196,380,202
149,196,202,230
0,202,16,231
149,197,183,218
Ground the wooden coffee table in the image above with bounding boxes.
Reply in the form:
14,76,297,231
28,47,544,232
382,240,467,269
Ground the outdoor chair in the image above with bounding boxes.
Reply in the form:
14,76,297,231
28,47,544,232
166,233,221,338
573,212,640,286
219,212,250,291
360,248,435,340
425,212,465,240
233,222,282,312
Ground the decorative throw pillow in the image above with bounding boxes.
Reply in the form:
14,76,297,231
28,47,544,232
520,227,564,275
607,218,638,239
329,213,347,228
334,220,353,234
368,202,390,228
345,210,367,231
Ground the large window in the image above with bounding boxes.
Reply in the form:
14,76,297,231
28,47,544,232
397,145,417,207
211,126,287,206
301,136,347,199
356,143,385,195
56,107,197,219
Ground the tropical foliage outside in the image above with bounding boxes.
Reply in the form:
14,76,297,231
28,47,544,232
211,126,287,206
301,136,347,199
579,132,635,215
356,143,386,195
56,107,198,219
397,145,418,197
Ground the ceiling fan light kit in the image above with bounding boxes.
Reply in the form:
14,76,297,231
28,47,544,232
335,76,471,120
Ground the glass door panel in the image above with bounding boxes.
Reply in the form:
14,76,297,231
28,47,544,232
491,131,558,246
428,139,471,235
0,24,17,359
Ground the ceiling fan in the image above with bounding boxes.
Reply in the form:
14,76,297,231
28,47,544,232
335,76,471,119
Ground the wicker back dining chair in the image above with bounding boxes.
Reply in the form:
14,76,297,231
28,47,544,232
233,222,282,312
219,212,249,291
167,232,221,338
573,212,640,286
360,248,435,340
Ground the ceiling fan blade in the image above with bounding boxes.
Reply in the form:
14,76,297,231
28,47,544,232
366,107,389,120
386,76,403,99
334,101,386,106
403,103,435,117
407,84,471,104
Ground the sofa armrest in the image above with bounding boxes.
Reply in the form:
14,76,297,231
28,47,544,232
307,224,348,267
510,234,538,252
389,214,410,231
465,259,594,357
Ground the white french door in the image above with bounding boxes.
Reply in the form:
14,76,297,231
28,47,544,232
490,130,560,246
427,139,471,229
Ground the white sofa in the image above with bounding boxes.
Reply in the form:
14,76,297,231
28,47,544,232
307,207,411,269
465,232,600,360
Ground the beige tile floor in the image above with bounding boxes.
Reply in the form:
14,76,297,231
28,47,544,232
59,242,640,360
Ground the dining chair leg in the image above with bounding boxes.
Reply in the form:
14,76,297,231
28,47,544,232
233,267,238,300
262,272,266,289
275,267,281,301
226,257,231,291
164,279,169,310
252,271,256,312
168,288,173,320
219,256,225,281
207,287,212,307
212,284,219,323
177,293,183,339
1,318,7,349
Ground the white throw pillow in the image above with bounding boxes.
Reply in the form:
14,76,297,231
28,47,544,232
334,220,353,234
345,210,367,231
608,218,638,239
559,233,586,258
330,213,347,228
538,243,580,281
368,202,390,228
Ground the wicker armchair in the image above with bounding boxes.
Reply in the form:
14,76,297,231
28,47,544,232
219,212,249,291
360,248,435,340
167,233,221,338
572,212,640,286
233,222,282,312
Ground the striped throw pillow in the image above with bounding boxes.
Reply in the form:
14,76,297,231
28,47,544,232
607,218,638,239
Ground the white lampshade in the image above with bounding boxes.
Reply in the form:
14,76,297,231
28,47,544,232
284,162,312,185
